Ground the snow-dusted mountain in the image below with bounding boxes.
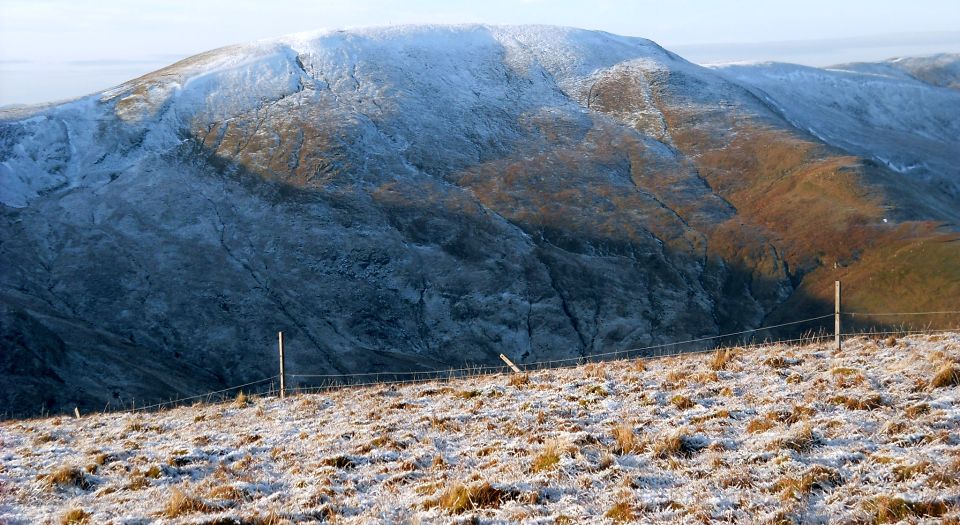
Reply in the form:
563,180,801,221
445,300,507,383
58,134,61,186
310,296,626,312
1,25,958,417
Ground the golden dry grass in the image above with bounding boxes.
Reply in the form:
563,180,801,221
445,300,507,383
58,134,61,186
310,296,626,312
652,429,701,458
863,496,949,524
162,486,216,518
930,364,960,389
59,508,91,525
669,394,695,410
611,424,643,454
828,394,884,410
710,348,736,371
764,356,792,369
583,363,607,379
774,465,843,500
234,390,250,407
605,499,638,523
530,440,565,473
904,403,930,418
423,482,510,514
746,418,775,434
778,423,816,452
508,373,530,387
40,466,92,491
891,461,931,482
320,455,355,469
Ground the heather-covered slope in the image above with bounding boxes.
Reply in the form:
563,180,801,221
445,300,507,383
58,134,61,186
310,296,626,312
1,25,958,417
1,334,958,523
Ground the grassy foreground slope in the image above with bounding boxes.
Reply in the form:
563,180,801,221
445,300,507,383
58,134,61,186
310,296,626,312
1,334,959,524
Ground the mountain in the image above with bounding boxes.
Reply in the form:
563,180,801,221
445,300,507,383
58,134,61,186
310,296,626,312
1,25,958,417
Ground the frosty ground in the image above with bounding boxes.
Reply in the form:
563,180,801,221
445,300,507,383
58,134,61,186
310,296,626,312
1,333,959,524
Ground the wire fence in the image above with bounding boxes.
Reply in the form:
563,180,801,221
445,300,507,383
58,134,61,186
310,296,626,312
131,375,279,413
116,306,959,415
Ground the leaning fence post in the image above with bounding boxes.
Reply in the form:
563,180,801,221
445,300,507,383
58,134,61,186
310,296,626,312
499,354,522,373
835,281,842,351
278,331,286,399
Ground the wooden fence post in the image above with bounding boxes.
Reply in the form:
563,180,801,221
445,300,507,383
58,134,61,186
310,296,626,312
499,354,522,373
835,281,842,351
278,331,286,399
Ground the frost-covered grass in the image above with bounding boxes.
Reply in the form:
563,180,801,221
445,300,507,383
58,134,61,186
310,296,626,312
2,334,959,524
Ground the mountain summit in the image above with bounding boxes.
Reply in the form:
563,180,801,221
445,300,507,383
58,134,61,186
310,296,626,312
1,25,958,416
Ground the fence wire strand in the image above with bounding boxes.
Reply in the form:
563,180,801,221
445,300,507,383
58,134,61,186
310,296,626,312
133,375,279,412
844,310,960,317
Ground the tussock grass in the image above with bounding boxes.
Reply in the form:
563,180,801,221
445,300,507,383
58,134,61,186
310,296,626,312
40,466,92,491
831,367,859,376
892,461,931,482
785,405,816,425
92,452,114,466
904,403,930,418
774,465,843,500
828,394,884,410
710,348,736,370
585,385,608,397
508,373,530,387
163,486,216,518
879,419,909,436
207,484,251,501
689,371,719,383
863,495,949,524
605,498,638,523
652,429,702,458
583,362,607,379
59,508,91,524
690,409,730,424
234,391,250,407
531,439,569,472
669,394,695,410
423,482,510,514
320,456,355,469
747,418,776,434
764,356,793,369
930,364,960,389
611,424,643,454
33,432,56,445
124,421,147,433
777,423,817,452
928,458,960,487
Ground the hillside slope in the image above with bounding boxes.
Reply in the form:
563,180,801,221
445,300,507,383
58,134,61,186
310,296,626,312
1,25,959,417
1,333,958,523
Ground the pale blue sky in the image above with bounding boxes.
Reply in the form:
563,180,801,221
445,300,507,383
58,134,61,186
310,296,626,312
2,0,959,106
